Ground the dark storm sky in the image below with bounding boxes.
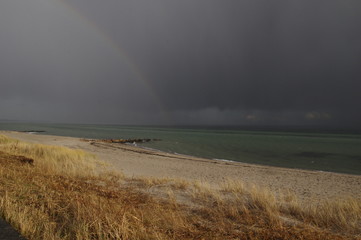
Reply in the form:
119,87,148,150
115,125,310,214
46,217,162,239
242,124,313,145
1,0,360,127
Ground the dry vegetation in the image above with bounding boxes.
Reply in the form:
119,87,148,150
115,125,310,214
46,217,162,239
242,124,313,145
0,134,360,240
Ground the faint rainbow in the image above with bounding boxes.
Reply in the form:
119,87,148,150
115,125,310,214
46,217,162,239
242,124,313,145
56,0,171,123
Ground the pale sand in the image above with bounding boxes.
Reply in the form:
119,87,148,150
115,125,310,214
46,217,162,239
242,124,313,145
2,131,361,202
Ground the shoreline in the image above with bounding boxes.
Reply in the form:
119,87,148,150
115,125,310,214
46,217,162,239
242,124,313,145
1,130,361,202
134,143,361,178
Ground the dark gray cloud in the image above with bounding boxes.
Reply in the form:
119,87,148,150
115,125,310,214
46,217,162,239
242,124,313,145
1,0,360,126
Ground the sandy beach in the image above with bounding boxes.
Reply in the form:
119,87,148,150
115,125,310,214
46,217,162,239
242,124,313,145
2,131,361,202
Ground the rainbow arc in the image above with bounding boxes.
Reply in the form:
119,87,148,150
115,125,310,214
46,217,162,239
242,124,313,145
57,0,171,123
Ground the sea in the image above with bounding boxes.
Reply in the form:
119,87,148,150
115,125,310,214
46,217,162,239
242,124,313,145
1,122,361,175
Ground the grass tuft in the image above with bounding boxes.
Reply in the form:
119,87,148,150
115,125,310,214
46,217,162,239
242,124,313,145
0,134,97,176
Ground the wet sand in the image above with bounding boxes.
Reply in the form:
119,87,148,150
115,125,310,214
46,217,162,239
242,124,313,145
2,131,361,202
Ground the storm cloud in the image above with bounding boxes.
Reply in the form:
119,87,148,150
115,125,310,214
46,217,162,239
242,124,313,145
1,0,360,126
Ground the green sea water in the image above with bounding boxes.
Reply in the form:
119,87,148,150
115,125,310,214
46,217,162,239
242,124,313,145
1,123,361,175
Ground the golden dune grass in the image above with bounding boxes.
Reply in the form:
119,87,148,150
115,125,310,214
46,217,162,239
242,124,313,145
0,135,360,240
0,134,98,176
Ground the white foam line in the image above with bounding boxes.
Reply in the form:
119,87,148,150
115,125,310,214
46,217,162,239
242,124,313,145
213,158,238,163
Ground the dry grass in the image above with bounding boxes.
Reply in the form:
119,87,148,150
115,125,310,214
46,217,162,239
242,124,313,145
300,197,361,235
0,134,98,176
0,135,360,240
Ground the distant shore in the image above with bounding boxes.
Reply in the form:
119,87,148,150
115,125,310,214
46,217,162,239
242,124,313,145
2,130,361,203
